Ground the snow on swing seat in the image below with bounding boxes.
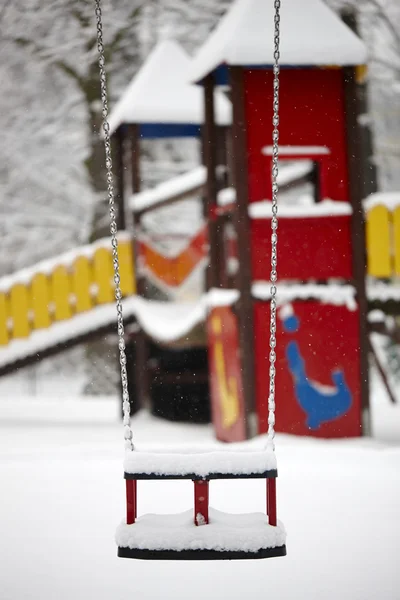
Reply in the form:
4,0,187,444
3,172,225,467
116,508,286,560
123,447,277,479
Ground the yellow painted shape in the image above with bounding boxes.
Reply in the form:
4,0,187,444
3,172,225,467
392,206,400,276
0,293,9,345
51,265,73,321
93,247,114,304
72,256,93,313
10,284,30,338
356,64,368,84
118,240,135,297
31,273,51,330
366,205,392,278
212,315,239,429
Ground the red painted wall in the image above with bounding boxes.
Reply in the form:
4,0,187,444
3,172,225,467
244,68,349,203
251,215,353,281
254,301,362,438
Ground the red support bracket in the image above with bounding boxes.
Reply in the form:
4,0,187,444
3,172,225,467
267,478,277,526
126,479,137,525
193,479,209,525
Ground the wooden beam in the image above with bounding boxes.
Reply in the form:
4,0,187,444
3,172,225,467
229,66,256,437
343,66,371,435
129,124,141,195
341,9,378,198
114,126,126,230
368,336,397,404
203,74,221,291
135,183,205,220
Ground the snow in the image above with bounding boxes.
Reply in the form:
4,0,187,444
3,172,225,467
130,166,206,213
263,145,331,156
190,0,367,83
217,186,236,206
116,509,285,552
108,40,231,133
124,447,276,477
0,299,137,370
252,282,357,310
367,281,400,302
0,377,399,599
363,191,400,212
0,233,131,293
249,200,352,219
133,297,205,342
130,161,317,214
207,287,239,307
0,283,363,370
277,160,313,186
0,297,208,370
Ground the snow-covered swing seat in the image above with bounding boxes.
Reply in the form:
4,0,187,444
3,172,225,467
94,0,286,560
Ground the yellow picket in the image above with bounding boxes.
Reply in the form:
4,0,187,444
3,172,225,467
392,206,400,277
118,239,135,297
31,273,51,330
72,256,93,313
366,205,392,278
93,247,114,304
51,265,73,321
10,283,30,338
0,292,9,345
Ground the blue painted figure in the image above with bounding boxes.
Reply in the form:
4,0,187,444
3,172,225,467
282,309,352,429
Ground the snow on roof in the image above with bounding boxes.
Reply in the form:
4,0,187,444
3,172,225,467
190,0,367,82
109,39,231,133
130,166,206,213
363,192,400,213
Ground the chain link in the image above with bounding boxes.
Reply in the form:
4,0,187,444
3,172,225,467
267,0,281,450
94,0,133,451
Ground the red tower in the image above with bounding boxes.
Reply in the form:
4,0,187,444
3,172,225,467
191,0,370,440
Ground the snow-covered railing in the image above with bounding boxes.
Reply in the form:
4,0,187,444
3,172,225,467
0,235,135,347
364,192,400,279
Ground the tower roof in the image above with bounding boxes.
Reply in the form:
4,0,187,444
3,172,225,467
190,0,367,83
109,39,231,135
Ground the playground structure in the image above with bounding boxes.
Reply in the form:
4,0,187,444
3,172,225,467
1,0,400,439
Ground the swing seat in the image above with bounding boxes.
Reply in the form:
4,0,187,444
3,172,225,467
116,448,287,560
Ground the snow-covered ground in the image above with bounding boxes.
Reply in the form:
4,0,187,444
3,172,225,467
0,372,399,600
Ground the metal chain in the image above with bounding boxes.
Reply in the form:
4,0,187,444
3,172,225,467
267,0,281,450
94,0,133,451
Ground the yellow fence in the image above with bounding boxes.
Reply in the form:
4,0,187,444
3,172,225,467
366,202,400,278
0,238,135,346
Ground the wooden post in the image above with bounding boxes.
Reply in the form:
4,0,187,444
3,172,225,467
114,126,126,230
343,66,371,436
193,480,209,525
128,124,150,411
266,478,277,526
129,124,141,195
126,479,137,524
134,329,151,410
341,9,378,199
203,74,222,290
229,66,256,438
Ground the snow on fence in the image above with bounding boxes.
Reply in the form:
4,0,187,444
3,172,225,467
0,235,135,347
